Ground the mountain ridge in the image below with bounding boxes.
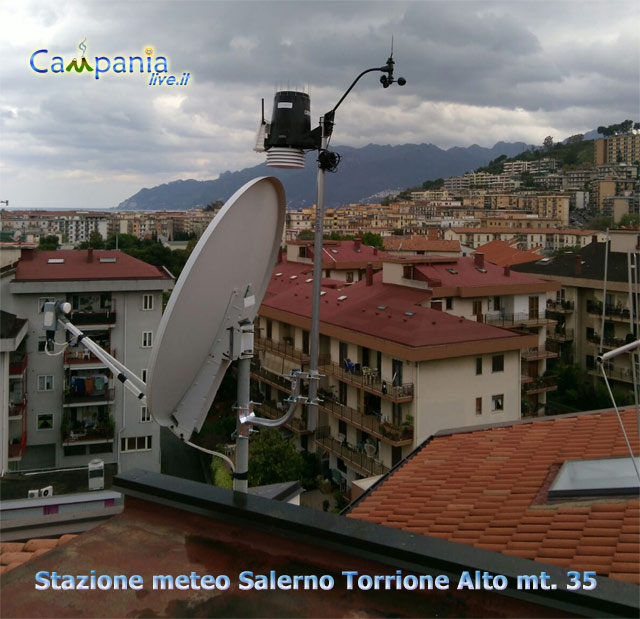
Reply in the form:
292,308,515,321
116,140,532,211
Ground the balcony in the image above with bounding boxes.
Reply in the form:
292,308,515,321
482,310,555,328
319,362,414,403
250,364,296,394
8,433,27,461
64,388,115,406
521,347,558,361
70,301,117,327
64,347,114,367
523,376,558,395
547,327,574,342
316,426,389,477
589,366,635,383
8,400,26,420
586,300,632,322
62,424,115,445
545,299,574,313
318,397,413,447
586,335,628,351
9,354,27,377
259,402,311,435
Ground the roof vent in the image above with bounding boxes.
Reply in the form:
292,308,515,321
320,291,327,296
331,249,339,254
305,278,313,283
99,257,116,263
446,268,458,274
289,275,297,279
47,258,64,264
476,268,487,273
275,272,283,277
377,305,387,310
405,311,415,316
337,295,347,301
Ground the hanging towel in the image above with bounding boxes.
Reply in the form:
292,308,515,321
85,377,95,395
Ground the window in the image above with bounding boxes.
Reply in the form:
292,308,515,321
141,369,148,382
491,394,504,412
141,406,151,423
142,294,154,311
346,271,354,283
472,300,482,315
493,296,501,311
38,339,47,352
37,414,53,429
492,355,504,372
446,298,453,310
142,331,153,348
38,375,54,391
476,357,483,375
121,435,152,452
475,397,482,416
38,297,55,313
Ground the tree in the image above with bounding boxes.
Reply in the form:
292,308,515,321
296,229,315,241
587,215,613,231
565,134,584,145
204,200,224,212
543,136,554,152
38,235,60,250
77,230,105,250
248,428,304,486
618,213,640,228
361,231,383,248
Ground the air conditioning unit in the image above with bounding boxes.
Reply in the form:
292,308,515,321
40,486,54,497
28,489,39,499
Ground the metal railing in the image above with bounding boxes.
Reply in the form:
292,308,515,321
547,328,574,341
64,388,115,405
316,427,389,476
521,347,558,360
63,425,115,444
523,376,558,395
586,300,631,321
64,347,113,365
545,299,574,312
9,355,27,376
482,310,553,327
320,362,414,402
319,398,413,445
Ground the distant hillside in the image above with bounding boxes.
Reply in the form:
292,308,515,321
115,141,531,211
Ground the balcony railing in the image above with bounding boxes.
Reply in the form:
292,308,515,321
8,400,26,419
547,328,574,342
62,424,115,445
524,376,558,395
318,398,413,446
316,427,389,477
319,362,414,402
586,300,631,321
521,347,558,361
482,310,554,327
545,299,574,313
64,347,113,366
259,402,311,435
587,335,627,350
250,364,295,393
8,432,27,461
589,366,635,383
70,301,117,326
64,388,115,406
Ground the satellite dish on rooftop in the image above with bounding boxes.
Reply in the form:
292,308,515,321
147,177,285,440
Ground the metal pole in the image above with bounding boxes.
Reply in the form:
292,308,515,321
233,357,251,492
307,118,329,431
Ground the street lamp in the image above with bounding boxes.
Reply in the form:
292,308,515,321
255,52,405,431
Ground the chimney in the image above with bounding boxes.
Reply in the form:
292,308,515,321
277,246,283,264
354,236,361,251
575,254,582,276
87,247,94,262
366,262,373,286
373,247,378,256
504,265,510,277
474,252,484,269
591,234,598,244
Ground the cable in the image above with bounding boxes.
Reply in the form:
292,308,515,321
184,440,235,471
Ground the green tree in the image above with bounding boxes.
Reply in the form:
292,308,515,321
105,233,140,250
618,213,640,228
361,231,383,248
38,235,60,250
204,200,224,212
211,457,232,489
248,428,304,486
77,230,105,250
543,136,554,152
296,229,315,241
586,215,613,231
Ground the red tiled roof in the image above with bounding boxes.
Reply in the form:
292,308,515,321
383,237,461,253
264,256,346,299
473,240,544,267
290,240,389,268
452,227,599,236
0,535,77,576
414,255,549,288
348,410,640,584
14,250,173,282
262,271,525,350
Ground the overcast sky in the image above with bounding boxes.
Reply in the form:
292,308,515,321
1,0,638,209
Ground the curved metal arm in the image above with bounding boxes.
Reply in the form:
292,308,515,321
240,371,304,428
331,62,392,115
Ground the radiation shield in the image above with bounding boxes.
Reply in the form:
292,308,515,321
146,177,286,440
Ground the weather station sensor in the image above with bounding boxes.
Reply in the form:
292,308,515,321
254,43,406,432
41,177,306,492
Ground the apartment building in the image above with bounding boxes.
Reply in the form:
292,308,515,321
444,227,606,251
382,236,461,257
594,134,640,165
590,179,638,215
512,231,639,396
0,249,174,475
384,253,560,415
502,158,558,175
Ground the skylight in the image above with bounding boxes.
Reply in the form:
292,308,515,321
476,268,487,273
289,275,297,279
275,272,283,277
377,305,387,310
99,257,116,263
331,249,339,254
446,268,458,274
305,278,313,283
320,291,327,296
337,295,348,301
405,311,415,316
47,258,64,264
549,457,640,499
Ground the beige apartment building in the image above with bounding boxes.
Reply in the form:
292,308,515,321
594,134,640,165
252,249,560,491
513,231,639,397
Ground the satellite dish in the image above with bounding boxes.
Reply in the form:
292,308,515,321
147,177,285,440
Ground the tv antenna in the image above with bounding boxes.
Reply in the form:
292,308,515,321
42,177,304,492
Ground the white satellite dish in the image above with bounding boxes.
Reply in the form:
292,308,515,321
147,177,285,440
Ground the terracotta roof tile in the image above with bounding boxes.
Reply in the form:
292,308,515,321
348,409,640,584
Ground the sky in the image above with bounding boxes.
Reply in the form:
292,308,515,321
0,0,638,209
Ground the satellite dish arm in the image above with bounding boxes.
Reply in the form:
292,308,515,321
56,316,147,400
242,371,304,428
